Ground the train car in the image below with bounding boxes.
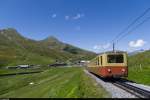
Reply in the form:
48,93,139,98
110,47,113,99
86,51,128,78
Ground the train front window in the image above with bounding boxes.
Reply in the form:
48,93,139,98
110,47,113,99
107,54,124,63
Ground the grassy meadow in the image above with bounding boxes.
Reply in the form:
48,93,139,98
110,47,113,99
0,68,43,75
0,67,110,98
128,65,150,85
127,50,150,85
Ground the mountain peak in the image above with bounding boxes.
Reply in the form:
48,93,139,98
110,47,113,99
0,28,20,37
128,49,145,56
46,36,58,41
43,36,60,43
0,28,96,66
0,28,18,33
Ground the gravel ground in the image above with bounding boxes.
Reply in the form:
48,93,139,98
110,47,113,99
84,70,137,98
125,82,150,92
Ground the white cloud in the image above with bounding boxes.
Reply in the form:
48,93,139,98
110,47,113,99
52,14,57,18
93,45,102,50
93,43,111,50
65,16,70,20
73,13,84,20
129,39,146,48
64,13,84,20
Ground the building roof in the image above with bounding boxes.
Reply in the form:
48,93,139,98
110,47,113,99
18,65,29,67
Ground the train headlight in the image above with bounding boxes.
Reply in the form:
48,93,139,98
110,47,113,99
122,69,125,72
107,69,111,72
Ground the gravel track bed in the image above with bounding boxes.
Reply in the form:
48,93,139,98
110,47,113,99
84,70,137,98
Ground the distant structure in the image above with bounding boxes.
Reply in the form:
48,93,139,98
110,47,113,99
78,60,90,66
6,65,31,69
17,65,30,69
6,66,18,69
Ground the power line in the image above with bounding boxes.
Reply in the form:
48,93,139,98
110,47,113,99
100,7,150,52
115,17,150,44
111,7,150,44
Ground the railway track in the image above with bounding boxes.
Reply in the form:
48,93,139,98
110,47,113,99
112,81,150,98
84,69,150,98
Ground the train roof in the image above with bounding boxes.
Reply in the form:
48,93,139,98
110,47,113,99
98,50,127,55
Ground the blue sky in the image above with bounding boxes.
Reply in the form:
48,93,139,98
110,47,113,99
0,0,150,53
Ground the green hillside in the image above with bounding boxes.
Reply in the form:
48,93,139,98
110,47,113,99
128,50,150,85
0,28,96,67
128,50,150,67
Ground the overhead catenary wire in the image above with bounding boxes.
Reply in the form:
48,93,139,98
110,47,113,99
115,17,150,44
111,7,150,44
100,7,150,52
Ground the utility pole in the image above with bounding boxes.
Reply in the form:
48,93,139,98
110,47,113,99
113,43,115,52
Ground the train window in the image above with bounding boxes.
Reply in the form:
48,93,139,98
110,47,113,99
107,54,124,63
101,56,102,65
97,57,99,65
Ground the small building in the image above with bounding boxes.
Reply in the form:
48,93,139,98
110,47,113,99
17,65,30,69
79,60,90,66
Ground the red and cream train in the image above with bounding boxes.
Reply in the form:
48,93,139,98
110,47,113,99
86,51,128,78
